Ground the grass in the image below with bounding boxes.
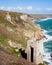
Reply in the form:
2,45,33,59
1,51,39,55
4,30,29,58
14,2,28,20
0,10,38,49
0,30,23,57
38,63,45,65
0,30,21,57
0,10,43,65
0,16,16,28
0,10,43,57
11,60,24,65
0,32,8,46
7,47,21,57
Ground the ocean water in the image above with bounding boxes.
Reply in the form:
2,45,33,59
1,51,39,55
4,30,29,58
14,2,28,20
34,18,52,65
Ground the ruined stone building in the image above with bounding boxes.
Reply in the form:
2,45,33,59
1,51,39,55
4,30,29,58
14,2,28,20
26,37,44,65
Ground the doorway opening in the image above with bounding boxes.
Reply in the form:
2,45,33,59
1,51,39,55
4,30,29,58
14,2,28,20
19,49,27,59
31,47,34,62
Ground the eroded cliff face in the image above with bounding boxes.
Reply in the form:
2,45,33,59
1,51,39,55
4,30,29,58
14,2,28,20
20,14,44,40
0,10,44,56
0,10,45,65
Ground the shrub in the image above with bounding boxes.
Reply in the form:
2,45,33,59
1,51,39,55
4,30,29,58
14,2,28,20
38,63,45,65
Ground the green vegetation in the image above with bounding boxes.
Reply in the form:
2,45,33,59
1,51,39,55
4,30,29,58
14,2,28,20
0,10,51,65
12,62,24,65
0,16,15,28
0,10,44,58
38,63,45,65
7,47,21,56
0,33,21,57
0,10,28,57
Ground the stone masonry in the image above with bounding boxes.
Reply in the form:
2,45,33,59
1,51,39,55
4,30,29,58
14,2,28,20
26,37,44,65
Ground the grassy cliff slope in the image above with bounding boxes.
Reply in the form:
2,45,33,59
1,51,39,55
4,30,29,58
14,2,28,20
0,10,44,65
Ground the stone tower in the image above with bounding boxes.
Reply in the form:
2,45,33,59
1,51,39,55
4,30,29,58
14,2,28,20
27,37,44,64
6,12,11,22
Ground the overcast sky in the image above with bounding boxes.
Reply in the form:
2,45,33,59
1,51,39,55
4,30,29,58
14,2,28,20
0,0,52,14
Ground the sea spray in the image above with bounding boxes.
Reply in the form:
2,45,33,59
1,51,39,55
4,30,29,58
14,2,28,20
35,18,52,65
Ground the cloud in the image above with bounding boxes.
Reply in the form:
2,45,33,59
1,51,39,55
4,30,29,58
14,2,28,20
27,6,33,11
36,8,42,11
0,6,52,13
34,8,42,11
45,8,52,11
34,8,52,12
17,6,23,10
5,7,23,11
6,7,12,11
0,6,33,11
0,6,23,12
0,6,5,9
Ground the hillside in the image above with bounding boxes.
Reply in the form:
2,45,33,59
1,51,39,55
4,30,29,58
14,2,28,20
0,10,44,65
32,14,52,20
0,46,36,65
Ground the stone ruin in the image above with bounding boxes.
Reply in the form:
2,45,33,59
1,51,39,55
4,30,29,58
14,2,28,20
26,37,44,64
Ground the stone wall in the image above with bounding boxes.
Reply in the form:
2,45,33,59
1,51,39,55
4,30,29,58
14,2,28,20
26,37,44,64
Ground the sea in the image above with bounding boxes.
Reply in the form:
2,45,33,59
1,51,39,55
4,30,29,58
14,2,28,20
34,18,52,65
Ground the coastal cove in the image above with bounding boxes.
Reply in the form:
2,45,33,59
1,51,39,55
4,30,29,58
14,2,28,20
34,18,52,65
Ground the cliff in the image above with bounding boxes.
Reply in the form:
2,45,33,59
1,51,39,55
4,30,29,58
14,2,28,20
0,10,44,65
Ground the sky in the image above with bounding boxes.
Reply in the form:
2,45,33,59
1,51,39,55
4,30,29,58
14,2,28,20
0,0,52,14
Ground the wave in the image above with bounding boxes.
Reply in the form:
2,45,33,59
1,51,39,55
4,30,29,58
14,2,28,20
36,19,52,65
37,24,42,29
43,29,48,33
36,24,52,42
48,29,52,32
38,18,52,22
43,32,52,64
43,34,52,42
43,52,51,63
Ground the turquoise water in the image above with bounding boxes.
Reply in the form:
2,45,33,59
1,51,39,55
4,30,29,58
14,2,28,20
35,19,52,53
35,18,52,64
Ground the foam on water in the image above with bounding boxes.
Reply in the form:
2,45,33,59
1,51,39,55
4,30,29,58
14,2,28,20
43,52,52,65
42,25,52,64
35,19,52,65
43,34,52,42
42,29,52,42
43,29,48,33
39,18,52,22
43,31,52,64
48,29,52,33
